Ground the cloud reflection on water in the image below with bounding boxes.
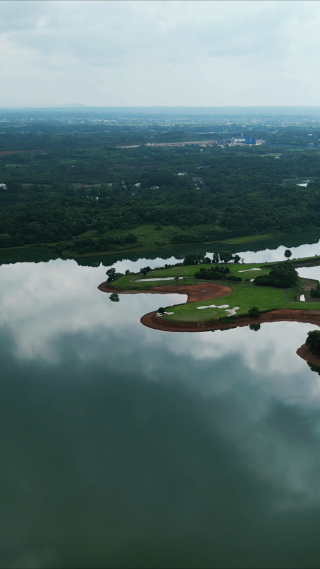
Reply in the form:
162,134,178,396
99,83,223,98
2,259,320,566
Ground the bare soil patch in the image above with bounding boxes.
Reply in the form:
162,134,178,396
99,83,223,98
98,281,233,303
300,277,320,302
141,308,320,333
297,343,320,367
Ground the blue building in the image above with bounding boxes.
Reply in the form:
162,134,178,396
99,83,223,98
245,137,256,145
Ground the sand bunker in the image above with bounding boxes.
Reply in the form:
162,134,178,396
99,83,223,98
197,304,229,310
300,295,306,302
99,282,233,304
238,268,262,273
136,277,186,282
196,303,239,316
226,307,239,316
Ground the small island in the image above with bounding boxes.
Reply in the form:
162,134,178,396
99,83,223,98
99,252,320,342
297,330,320,368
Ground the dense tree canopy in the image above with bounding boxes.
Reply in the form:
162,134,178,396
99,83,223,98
254,261,298,288
306,330,320,356
1,117,320,254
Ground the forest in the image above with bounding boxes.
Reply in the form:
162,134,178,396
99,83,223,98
1,110,320,255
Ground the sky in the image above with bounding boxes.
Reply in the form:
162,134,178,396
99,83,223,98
1,0,320,108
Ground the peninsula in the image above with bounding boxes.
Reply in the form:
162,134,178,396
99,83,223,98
99,254,320,331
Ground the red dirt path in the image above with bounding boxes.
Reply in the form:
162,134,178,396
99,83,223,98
141,308,320,333
98,280,320,339
98,281,233,303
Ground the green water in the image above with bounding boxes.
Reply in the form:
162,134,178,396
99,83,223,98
2,253,320,568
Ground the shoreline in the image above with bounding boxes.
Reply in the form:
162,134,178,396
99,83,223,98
296,343,320,367
141,308,320,333
98,281,233,303
0,230,299,259
98,280,320,333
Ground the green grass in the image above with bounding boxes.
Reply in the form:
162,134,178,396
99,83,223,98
114,273,196,290
5,164,24,168
293,255,320,265
162,282,320,322
113,263,272,290
128,224,177,249
68,226,290,258
139,263,270,280
220,233,281,245
111,261,320,324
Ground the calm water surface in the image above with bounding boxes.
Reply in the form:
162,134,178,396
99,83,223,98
2,242,320,567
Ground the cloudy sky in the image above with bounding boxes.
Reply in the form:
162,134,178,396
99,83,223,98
1,0,320,107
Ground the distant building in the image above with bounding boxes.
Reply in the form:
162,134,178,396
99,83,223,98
0,183,7,190
177,172,187,176
196,166,211,170
133,183,141,188
151,185,159,189
245,137,257,145
117,145,140,149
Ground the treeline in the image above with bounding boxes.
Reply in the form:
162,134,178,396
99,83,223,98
254,261,298,288
194,266,242,282
2,124,320,253
2,176,320,252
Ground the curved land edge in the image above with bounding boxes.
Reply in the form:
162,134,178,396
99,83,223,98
297,344,320,367
98,280,320,334
141,309,320,333
98,281,233,303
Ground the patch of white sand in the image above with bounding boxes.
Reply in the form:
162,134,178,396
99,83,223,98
137,277,185,282
300,295,305,302
196,304,239,316
238,268,262,273
157,311,175,316
197,304,229,310
225,307,239,316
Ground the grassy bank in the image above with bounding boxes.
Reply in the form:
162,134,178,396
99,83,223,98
110,259,320,323
0,226,289,259
161,283,319,322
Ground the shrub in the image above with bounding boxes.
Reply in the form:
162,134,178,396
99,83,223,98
158,307,165,314
140,266,151,276
220,316,237,324
106,268,124,283
194,266,229,281
183,253,205,265
310,283,320,298
225,275,242,282
109,293,119,302
306,330,320,355
254,261,298,288
248,307,260,318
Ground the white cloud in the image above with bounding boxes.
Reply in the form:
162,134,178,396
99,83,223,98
0,0,320,105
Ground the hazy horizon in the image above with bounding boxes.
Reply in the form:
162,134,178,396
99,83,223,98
1,1,320,108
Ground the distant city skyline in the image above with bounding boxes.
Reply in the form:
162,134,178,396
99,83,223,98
0,1,319,108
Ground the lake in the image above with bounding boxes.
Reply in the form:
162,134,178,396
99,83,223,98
2,232,320,568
